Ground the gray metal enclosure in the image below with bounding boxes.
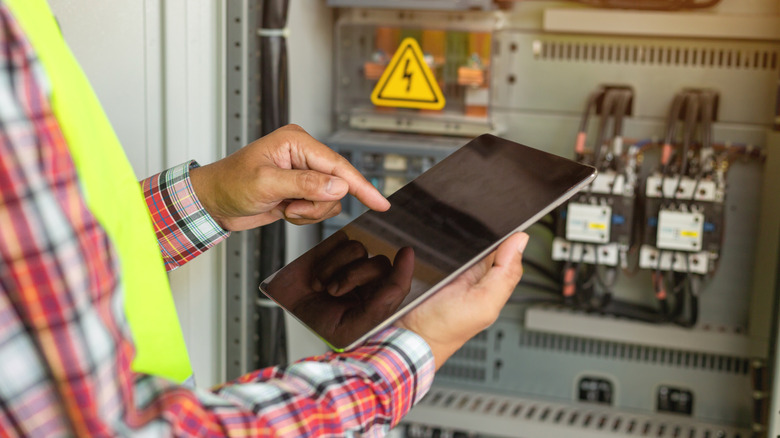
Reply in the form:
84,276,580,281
225,1,780,436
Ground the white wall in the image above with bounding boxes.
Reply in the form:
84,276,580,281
49,0,225,388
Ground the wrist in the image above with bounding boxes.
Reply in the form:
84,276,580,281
394,321,460,371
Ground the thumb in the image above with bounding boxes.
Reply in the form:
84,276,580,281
263,167,349,202
476,232,529,298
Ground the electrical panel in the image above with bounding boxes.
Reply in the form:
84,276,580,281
306,1,780,437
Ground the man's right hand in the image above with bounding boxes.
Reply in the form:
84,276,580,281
190,124,390,231
395,232,529,370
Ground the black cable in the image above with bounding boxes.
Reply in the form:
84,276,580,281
661,92,687,171
575,88,605,158
679,92,700,179
612,91,631,141
258,0,291,368
697,90,716,178
690,91,712,200
507,295,564,306
523,258,562,284
601,298,667,323
579,88,604,133
593,90,619,170
517,278,563,295
611,89,632,173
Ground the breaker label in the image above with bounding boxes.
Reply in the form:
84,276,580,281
566,203,611,244
656,210,704,251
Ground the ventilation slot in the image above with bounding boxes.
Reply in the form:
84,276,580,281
438,363,486,382
533,40,779,70
451,344,487,361
419,389,746,437
519,331,749,375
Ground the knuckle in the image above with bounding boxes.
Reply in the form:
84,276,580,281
344,240,368,259
343,269,362,286
372,255,392,270
283,123,304,132
506,263,524,283
296,172,321,194
315,201,336,215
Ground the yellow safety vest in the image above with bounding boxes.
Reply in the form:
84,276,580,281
7,0,193,383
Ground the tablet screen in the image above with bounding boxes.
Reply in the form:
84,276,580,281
260,134,596,350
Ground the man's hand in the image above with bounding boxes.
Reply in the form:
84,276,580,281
395,232,529,370
190,124,390,231
266,231,414,348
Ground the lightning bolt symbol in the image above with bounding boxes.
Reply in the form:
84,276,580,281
402,59,413,92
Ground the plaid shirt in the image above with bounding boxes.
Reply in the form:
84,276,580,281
0,4,434,437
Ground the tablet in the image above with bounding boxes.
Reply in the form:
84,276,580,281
259,134,596,351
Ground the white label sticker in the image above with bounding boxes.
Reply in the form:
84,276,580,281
657,210,704,251
566,203,612,244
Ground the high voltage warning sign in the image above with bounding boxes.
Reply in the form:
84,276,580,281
370,38,446,110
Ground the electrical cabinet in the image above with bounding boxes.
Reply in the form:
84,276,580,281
226,1,780,437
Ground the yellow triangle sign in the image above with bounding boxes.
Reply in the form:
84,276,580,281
370,38,446,110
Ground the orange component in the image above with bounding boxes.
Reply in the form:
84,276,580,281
375,27,399,56
363,62,386,80
563,267,576,297
457,66,485,86
465,106,488,117
661,143,673,166
575,132,587,155
653,272,667,300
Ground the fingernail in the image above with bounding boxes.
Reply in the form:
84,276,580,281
327,282,340,295
517,233,530,253
286,212,302,219
326,178,348,196
311,278,323,292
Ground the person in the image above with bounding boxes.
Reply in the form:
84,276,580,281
0,1,529,436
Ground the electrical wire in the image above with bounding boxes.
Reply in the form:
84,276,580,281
507,295,564,305
517,278,563,295
575,87,605,157
611,89,632,164
592,90,619,170
679,92,700,180
523,258,562,284
661,92,687,171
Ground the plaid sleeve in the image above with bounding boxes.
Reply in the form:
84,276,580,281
142,161,230,271
212,327,435,436
131,327,435,437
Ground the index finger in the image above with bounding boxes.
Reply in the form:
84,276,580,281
289,132,391,212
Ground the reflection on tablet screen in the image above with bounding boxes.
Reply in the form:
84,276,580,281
260,134,596,350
